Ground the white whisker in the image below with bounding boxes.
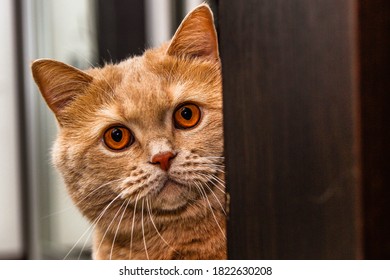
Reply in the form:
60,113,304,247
129,193,140,259
74,178,125,208
110,199,131,260
195,172,226,195
95,198,127,259
146,198,179,255
194,182,226,240
64,192,122,260
141,199,149,260
203,182,227,216
208,174,226,193
42,178,124,221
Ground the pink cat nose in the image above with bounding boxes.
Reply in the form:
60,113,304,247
150,151,176,171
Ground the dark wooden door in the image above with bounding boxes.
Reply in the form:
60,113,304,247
359,0,390,259
219,0,381,259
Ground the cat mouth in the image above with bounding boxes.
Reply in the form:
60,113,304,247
157,179,185,198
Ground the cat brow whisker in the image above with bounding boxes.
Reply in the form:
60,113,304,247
194,182,226,240
129,193,140,259
95,199,128,259
141,199,149,260
110,198,131,260
64,192,122,260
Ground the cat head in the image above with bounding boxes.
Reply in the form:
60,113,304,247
31,4,224,229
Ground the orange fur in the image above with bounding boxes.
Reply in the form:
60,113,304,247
31,4,226,260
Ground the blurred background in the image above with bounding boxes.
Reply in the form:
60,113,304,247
0,0,216,260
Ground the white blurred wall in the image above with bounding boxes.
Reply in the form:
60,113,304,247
145,0,204,48
30,0,97,257
0,0,23,258
184,0,204,14
145,0,172,47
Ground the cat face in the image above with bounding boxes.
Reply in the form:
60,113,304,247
53,51,223,216
32,5,225,236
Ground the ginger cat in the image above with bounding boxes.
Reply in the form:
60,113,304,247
31,4,226,260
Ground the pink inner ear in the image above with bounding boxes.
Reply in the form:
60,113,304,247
197,33,218,58
45,83,82,112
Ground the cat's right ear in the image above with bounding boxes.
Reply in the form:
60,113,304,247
31,59,93,120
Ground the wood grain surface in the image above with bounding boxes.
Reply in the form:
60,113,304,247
219,0,362,259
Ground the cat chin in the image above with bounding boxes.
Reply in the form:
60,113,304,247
151,179,193,212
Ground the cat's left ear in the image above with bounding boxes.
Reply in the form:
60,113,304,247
167,4,219,61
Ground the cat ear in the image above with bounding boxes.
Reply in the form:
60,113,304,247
167,4,219,61
31,59,93,118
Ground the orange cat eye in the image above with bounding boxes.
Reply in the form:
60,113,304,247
103,126,133,151
173,103,201,129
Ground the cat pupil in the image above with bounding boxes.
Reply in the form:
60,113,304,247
181,107,192,120
111,128,123,142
